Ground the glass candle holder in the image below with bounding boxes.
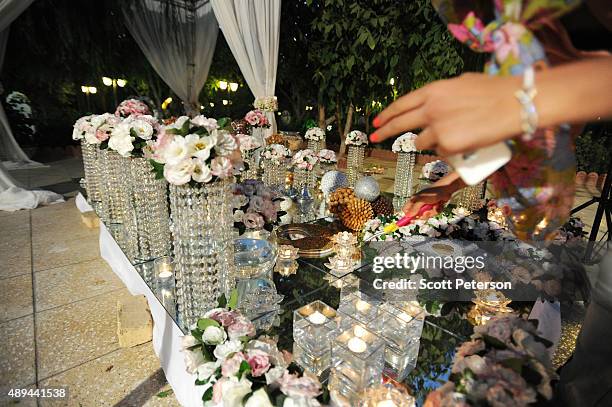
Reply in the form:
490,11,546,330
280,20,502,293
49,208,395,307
293,300,339,376
393,152,417,198
274,259,299,277
154,256,174,284
359,383,416,407
325,255,357,278
347,145,366,188
329,324,385,406
338,292,380,326
278,244,299,261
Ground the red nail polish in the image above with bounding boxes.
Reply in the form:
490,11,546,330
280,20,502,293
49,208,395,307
370,133,379,142
373,117,381,128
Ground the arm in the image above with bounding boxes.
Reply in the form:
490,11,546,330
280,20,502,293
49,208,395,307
402,171,466,217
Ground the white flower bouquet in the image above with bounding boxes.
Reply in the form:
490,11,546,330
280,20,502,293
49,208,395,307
107,115,161,158
421,160,450,182
346,130,369,146
391,132,418,153
76,113,120,146
181,302,324,407
150,116,241,186
261,144,291,165
304,126,325,141
317,149,337,164
291,149,319,171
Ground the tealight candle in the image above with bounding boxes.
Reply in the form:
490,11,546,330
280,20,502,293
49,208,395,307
355,299,370,313
347,337,367,353
308,311,328,325
158,270,173,279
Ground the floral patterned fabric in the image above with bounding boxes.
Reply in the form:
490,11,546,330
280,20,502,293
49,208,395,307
432,0,580,240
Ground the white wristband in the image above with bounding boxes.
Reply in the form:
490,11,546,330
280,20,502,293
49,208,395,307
514,66,538,141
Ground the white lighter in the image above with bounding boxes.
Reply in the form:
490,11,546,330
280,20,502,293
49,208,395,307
446,142,512,186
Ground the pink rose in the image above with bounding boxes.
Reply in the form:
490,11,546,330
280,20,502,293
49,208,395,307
249,195,265,212
208,309,239,327
247,350,271,377
211,156,234,178
96,129,110,141
222,352,246,377
227,316,256,340
212,377,227,404
277,371,322,399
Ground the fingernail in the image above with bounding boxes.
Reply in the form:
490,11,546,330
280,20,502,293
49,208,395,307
373,117,381,128
370,133,379,142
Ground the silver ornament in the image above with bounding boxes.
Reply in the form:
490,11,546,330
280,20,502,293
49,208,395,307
355,176,380,202
321,170,348,196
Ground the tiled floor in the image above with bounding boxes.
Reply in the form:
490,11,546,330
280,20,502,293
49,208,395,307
1,159,178,406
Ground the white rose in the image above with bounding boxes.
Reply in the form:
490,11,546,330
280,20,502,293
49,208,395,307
130,119,154,140
192,115,218,132
108,131,134,157
163,137,190,165
181,334,199,350
196,361,219,382
245,388,273,407
164,158,195,185
233,209,245,223
220,377,252,407
265,366,286,385
214,130,238,156
84,130,100,145
192,159,213,183
183,348,205,374
167,115,190,130
201,326,227,345
213,339,243,361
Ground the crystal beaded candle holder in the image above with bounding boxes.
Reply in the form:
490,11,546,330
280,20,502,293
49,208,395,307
98,149,131,224
241,150,259,181
294,168,316,192
329,324,385,405
359,383,416,407
81,141,102,205
307,138,325,153
293,300,339,376
394,151,417,198
338,292,380,326
347,145,365,188
261,159,286,190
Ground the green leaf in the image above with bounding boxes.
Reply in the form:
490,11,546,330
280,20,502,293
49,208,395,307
202,386,213,402
227,289,239,310
180,117,191,135
217,293,227,308
197,318,221,331
367,35,376,50
217,117,231,129
238,360,251,379
156,389,173,398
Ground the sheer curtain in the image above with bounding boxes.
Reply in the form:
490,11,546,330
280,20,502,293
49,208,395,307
123,0,218,115
0,0,42,168
211,0,281,139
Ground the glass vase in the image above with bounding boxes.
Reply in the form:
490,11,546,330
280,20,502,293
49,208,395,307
294,168,316,192
122,157,171,263
394,152,417,198
453,182,485,212
346,145,365,188
261,159,286,190
307,139,325,153
81,141,102,207
252,127,267,148
98,149,130,225
241,150,259,181
169,180,234,329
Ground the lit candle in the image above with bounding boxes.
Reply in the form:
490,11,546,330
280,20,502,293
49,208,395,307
158,270,173,279
355,300,370,313
308,311,327,325
347,337,367,353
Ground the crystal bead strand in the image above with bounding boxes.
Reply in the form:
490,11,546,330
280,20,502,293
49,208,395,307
346,145,365,187
81,141,102,206
307,139,325,153
98,150,130,225
394,151,417,198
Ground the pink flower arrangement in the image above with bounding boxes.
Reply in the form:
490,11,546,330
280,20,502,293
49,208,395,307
317,148,337,164
115,98,151,118
232,180,285,235
244,109,270,128
291,149,319,171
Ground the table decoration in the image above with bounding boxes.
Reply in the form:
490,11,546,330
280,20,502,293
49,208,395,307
355,176,381,202
150,115,240,329
274,223,336,258
466,289,515,326
231,180,285,237
331,231,359,258
291,149,319,192
236,133,261,181
325,255,358,278
316,148,337,176
453,181,485,212
73,115,103,206
98,148,130,225
154,256,176,316
274,259,299,277
424,315,556,407
338,292,380,326
320,170,348,197
339,198,374,231
115,98,151,118
371,195,394,216
278,244,299,261
293,300,339,376
392,132,418,198
261,144,291,190
419,160,450,194
305,126,326,152
346,130,368,187
329,323,385,406
360,383,415,407
244,108,270,148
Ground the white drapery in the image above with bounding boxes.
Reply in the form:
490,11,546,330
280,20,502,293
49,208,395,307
123,0,218,115
211,0,281,140
0,0,42,168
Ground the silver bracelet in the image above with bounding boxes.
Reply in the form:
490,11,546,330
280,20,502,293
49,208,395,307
514,66,538,141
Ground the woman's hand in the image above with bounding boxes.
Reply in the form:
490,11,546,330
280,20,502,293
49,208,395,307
402,172,465,218
371,73,522,156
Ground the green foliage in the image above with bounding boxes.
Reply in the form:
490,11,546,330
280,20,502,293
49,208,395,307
575,128,610,173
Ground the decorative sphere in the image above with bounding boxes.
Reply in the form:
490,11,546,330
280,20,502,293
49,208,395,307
321,171,348,196
354,176,380,202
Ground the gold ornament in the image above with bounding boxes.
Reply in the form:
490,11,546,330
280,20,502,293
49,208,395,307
340,198,374,231
328,187,356,215
371,195,394,216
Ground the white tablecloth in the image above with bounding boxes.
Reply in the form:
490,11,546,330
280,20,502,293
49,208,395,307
76,194,203,406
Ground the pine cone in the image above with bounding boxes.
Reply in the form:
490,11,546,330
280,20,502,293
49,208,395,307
329,187,356,215
371,196,394,216
340,198,374,231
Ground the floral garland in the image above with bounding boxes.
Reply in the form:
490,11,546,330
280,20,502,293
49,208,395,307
291,149,319,171
421,160,450,182
181,303,325,406
261,144,292,165
108,115,161,157
245,109,270,128
346,130,368,146
115,98,151,118
304,127,325,141
391,132,418,153
232,180,286,235
425,315,556,407
254,96,278,112
150,116,241,186
317,149,337,164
